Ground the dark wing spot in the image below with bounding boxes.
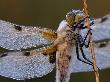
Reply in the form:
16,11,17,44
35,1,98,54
100,16,108,23
49,52,56,63
0,53,8,57
14,25,22,31
23,51,30,56
98,43,107,48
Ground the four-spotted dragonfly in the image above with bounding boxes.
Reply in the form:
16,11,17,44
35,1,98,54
0,10,110,82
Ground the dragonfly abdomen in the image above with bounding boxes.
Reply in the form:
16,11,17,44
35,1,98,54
56,25,75,82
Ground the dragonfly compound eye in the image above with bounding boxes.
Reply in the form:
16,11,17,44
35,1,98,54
66,11,76,26
66,10,84,26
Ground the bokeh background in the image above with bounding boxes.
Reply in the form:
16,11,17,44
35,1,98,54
0,0,110,82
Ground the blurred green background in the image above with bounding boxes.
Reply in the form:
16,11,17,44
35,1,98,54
0,0,110,82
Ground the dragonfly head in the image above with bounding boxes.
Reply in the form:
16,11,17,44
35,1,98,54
66,9,94,30
66,10,84,26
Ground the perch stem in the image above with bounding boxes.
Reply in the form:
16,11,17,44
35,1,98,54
83,0,99,82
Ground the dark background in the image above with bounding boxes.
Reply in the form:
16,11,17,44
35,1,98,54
0,0,110,82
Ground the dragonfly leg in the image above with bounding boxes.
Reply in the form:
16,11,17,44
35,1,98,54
77,34,93,64
73,16,94,30
77,34,100,70
75,41,92,66
82,29,91,48
79,42,93,65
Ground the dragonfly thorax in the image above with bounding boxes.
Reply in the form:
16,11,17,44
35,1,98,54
55,20,76,51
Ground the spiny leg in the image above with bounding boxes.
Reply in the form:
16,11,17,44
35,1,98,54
79,40,93,66
78,33,100,70
75,41,92,65
78,34,93,65
81,29,91,48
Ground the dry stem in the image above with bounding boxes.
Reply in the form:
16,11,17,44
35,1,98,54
82,0,99,82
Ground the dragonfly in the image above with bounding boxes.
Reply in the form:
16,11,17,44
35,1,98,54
0,9,110,82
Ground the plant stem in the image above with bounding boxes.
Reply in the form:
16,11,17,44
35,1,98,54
82,0,99,82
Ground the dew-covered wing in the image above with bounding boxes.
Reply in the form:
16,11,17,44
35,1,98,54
81,14,110,41
0,48,55,80
0,20,56,50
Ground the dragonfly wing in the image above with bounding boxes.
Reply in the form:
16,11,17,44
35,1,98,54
81,14,110,41
71,44,110,73
0,20,56,50
0,48,55,80
71,13,110,73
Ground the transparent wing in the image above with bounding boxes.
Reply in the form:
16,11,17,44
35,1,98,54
0,48,55,80
71,44,110,73
81,14,110,41
71,13,110,73
0,20,56,50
